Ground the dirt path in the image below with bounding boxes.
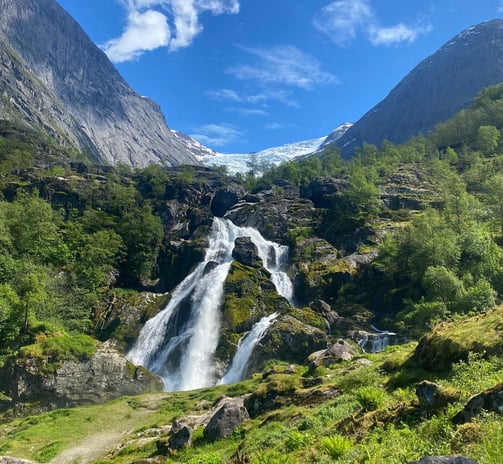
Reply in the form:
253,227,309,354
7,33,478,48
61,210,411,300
49,429,126,464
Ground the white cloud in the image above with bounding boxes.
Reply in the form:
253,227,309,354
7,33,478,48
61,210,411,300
228,107,269,117
314,0,432,47
369,23,432,46
190,123,243,147
102,10,170,62
227,45,338,90
313,0,373,46
102,0,239,62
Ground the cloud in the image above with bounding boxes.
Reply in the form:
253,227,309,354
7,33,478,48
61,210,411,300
313,0,373,46
369,23,432,46
314,0,432,47
102,10,170,62
190,123,243,147
227,45,338,90
207,87,298,107
102,0,240,62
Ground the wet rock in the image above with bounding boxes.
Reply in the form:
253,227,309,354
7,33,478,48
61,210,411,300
453,382,503,423
232,237,262,268
357,330,408,353
203,397,250,441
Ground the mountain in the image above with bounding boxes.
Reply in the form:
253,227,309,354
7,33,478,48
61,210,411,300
201,123,352,174
331,19,503,157
0,0,199,167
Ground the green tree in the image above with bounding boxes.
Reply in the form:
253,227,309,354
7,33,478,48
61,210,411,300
484,173,503,235
476,125,500,155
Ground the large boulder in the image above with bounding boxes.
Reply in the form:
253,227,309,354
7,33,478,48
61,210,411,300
453,382,503,423
0,341,163,409
203,397,250,442
308,339,355,369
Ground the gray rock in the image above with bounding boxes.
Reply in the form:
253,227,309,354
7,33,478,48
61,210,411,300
232,237,262,267
168,424,192,451
415,380,458,412
203,397,250,442
408,457,478,464
0,458,37,464
0,341,163,408
453,382,503,423
308,339,355,369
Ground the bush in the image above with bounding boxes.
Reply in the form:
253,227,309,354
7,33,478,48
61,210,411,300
355,386,388,411
20,334,96,361
321,433,352,459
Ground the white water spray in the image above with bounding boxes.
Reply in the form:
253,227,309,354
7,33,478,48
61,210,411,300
127,217,295,391
220,312,279,385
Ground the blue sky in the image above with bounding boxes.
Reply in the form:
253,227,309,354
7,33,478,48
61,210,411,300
57,0,503,154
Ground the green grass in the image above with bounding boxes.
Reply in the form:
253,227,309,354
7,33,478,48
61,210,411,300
1,339,502,464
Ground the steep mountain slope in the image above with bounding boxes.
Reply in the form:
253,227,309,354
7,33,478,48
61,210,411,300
0,0,199,167
332,19,503,157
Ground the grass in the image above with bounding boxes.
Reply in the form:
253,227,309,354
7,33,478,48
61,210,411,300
1,326,503,464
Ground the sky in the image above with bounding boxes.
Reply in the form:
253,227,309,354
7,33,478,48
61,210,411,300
56,0,503,154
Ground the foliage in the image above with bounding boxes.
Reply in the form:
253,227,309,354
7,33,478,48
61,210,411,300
321,433,352,459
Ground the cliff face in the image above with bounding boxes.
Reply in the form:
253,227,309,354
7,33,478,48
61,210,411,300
0,0,200,167
333,20,503,157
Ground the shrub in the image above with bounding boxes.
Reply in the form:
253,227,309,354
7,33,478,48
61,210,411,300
321,433,352,459
355,386,388,411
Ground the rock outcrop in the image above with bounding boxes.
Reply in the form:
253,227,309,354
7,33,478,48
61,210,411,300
453,382,503,423
0,341,163,409
0,0,200,167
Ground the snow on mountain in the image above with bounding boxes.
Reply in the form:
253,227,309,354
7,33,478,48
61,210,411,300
196,123,352,175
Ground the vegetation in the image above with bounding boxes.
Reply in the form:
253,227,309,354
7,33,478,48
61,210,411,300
3,81,503,462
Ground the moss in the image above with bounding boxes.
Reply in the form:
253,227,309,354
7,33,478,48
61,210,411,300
411,306,503,371
20,334,96,362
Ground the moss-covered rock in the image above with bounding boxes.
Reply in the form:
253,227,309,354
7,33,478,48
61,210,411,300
411,306,503,372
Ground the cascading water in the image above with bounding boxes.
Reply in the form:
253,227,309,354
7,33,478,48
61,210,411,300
127,217,295,391
219,312,279,385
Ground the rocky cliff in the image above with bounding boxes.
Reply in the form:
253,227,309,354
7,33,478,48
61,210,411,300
331,20,503,157
0,0,200,167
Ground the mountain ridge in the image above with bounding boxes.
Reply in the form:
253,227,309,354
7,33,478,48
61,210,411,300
332,19,503,157
0,0,200,167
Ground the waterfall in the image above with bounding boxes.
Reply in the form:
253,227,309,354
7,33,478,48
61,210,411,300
127,217,294,391
220,312,279,385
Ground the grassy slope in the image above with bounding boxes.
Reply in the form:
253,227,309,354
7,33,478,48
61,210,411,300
1,306,503,464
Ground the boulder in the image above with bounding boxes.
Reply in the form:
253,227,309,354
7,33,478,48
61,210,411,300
308,339,355,369
203,397,250,442
415,380,459,412
168,424,193,451
232,237,262,267
408,457,478,464
453,382,503,423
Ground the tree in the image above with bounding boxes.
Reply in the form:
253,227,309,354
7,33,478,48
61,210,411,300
476,125,500,155
484,173,503,235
